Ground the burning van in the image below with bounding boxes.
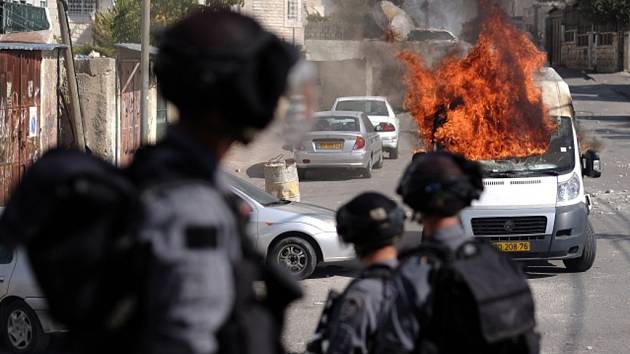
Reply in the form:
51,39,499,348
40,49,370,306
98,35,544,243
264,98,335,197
399,2,602,272
457,68,602,272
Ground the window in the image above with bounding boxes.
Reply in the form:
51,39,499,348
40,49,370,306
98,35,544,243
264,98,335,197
335,100,389,116
287,0,299,21
577,34,589,47
68,0,96,18
564,31,575,43
598,33,614,46
311,116,360,132
40,0,48,7
361,115,376,132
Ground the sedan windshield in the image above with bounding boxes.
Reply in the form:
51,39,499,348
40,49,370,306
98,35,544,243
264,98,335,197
336,100,389,116
312,116,359,132
222,173,285,206
481,116,575,177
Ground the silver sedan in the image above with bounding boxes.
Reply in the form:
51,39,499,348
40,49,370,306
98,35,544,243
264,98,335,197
294,111,384,179
223,173,355,279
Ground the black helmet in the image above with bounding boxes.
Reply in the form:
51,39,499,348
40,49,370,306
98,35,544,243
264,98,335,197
336,192,405,254
397,151,484,217
154,9,300,143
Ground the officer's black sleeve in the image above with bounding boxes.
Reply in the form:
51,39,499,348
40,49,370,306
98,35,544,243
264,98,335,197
373,263,432,354
325,287,374,354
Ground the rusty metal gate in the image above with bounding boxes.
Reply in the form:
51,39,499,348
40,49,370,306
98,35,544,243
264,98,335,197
0,50,41,206
119,61,142,166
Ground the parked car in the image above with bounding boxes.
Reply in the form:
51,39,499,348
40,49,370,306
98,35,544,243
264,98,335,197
294,111,384,179
0,245,63,354
331,96,400,159
223,173,355,279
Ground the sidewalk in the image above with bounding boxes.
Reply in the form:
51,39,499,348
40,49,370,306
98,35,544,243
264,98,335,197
586,71,630,100
222,121,288,186
554,66,630,100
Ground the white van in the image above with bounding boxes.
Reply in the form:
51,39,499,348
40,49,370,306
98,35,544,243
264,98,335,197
459,68,602,272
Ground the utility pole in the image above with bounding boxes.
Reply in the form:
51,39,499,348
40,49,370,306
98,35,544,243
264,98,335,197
422,0,430,28
140,0,151,145
56,0,86,151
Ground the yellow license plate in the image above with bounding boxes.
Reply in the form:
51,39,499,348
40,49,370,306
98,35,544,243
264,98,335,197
319,143,342,150
493,241,531,252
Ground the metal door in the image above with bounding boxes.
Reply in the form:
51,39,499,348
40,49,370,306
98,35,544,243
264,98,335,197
0,50,41,206
119,61,142,166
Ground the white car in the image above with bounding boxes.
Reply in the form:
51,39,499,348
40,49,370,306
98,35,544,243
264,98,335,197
332,96,400,159
0,245,64,354
223,173,355,279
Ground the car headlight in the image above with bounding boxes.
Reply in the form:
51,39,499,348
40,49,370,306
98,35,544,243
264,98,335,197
557,173,580,202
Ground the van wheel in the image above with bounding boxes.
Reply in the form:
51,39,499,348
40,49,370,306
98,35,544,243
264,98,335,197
269,236,318,280
389,146,399,159
1,300,49,354
563,222,597,272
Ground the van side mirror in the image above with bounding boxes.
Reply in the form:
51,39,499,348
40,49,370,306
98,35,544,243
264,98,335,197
582,150,601,178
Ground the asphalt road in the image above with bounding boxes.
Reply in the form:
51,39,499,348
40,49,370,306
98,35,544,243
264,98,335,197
12,70,629,354
280,70,630,354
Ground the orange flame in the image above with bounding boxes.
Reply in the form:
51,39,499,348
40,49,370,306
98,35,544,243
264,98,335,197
399,2,556,161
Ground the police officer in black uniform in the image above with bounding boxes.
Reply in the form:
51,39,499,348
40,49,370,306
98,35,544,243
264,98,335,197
374,151,485,354
307,192,405,354
127,9,303,354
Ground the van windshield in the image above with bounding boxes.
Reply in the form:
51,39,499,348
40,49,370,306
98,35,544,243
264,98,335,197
480,116,575,177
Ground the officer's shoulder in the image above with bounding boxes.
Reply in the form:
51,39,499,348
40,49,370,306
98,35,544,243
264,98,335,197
144,180,226,204
396,256,433,280
344,276,385,300
141,180,233,223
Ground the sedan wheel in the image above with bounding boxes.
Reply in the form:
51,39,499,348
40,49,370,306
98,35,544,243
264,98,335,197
2,300,48,354
270,236,318,280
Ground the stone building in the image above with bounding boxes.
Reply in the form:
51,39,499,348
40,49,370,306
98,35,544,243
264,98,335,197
242,0,305,46
546,5,629,73
18,0,114,45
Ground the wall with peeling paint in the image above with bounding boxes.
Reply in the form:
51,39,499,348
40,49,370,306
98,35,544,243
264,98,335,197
40,53,60,153
74,57,117,162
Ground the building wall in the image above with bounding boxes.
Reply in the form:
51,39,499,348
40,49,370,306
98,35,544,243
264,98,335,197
560,32,622,73
243,0,305,46
75,57,117,161
68,20,93,45
561,42,590,70
595,34,620,73
40,53,60,152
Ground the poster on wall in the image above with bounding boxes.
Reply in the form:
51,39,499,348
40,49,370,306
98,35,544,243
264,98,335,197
29,106,38,138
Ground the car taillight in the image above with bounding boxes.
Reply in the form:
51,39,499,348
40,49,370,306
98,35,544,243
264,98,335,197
379,123,396,132
353,136,366,150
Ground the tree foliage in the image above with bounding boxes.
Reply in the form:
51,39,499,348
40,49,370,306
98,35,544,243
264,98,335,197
579,0,630,24
92,0,199,56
